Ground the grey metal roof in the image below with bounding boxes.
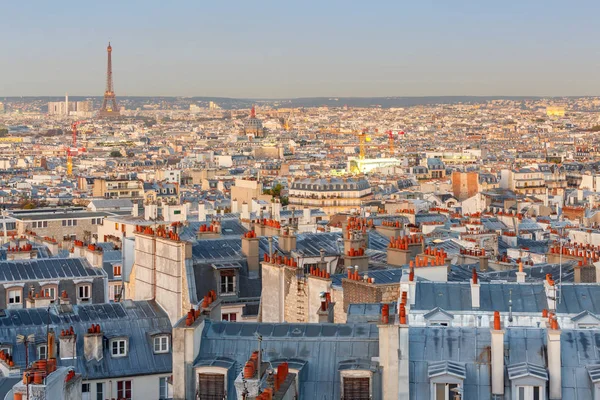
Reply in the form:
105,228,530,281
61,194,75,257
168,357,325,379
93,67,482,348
412,282,549,313
0,258,105,282
0,300,171,380
198,321,379,400
331,268,404,287
556,284,600,315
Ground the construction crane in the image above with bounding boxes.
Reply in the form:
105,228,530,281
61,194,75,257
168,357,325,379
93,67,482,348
66,120,87,176
358,129,368,159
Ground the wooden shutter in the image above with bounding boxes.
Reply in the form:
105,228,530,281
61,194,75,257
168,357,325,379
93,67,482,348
198,373,225,400
343,377,370,400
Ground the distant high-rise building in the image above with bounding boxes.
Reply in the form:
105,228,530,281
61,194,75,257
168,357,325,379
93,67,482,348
98,42,120,117
0,102,5,112
209,101,220,110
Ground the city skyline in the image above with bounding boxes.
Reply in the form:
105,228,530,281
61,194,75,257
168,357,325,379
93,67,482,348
3,0,600,98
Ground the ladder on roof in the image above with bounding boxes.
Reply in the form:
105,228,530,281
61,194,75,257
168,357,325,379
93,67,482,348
296,276,307,322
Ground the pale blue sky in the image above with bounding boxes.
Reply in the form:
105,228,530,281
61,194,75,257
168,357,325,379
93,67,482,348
1,0,599,97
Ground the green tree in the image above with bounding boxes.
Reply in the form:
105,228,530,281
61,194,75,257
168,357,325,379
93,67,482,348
110,150,122,157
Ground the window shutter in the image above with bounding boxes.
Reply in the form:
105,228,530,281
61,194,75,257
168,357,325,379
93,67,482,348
198,373,225,399
343,377,370,400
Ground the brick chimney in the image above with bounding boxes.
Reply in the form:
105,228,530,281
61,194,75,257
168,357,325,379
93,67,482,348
547,317,562,399
490,311,504,396
83,324,103,361
470,268,480,309
241,230,260,273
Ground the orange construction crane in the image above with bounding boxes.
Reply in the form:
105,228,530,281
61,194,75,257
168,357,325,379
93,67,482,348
67,120,87,176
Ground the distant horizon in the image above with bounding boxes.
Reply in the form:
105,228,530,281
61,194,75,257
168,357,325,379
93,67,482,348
3,94,599,100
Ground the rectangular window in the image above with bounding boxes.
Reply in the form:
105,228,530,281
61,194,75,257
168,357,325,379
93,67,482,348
222,313,237,322
220,272,235,294
96,383,104,400
198,374,224,400
42,287,56,299
159,377,168,400
517,386,543,400
435,383,459,400
343,377,370,400
174,210,181,215
117,380,132,400
0,347,11,356
73,220,77,226
78,285,91,300
111,339,127,357
109,284,122,302
153,336,169,353
113,265,122,277
8,289,21,304
37,344,47,360
115,223,119,230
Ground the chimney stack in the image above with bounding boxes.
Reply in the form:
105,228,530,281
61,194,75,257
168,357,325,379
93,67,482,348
516,261,526,283
470,268,480,309
279,226,297,253
241,230,260,274
490,311,504,396
83,324,103,361
547,317,562,399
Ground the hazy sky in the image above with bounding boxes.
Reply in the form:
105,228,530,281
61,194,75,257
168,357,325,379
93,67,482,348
2,0,600,98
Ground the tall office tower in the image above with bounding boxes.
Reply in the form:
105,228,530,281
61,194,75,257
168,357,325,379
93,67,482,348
98,42,120,117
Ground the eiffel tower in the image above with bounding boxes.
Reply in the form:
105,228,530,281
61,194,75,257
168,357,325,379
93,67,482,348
98,42,120,117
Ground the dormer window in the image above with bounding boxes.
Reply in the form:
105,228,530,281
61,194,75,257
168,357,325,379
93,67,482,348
111,338,128,357
7,288,22,308
220,270,236,295
429,361,466,400
113,265,122,277
153,335,170,354
41,285,56,300
78,284,91,302
37,344,47,360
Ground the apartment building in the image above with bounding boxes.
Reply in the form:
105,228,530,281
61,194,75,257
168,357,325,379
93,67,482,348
288,177,372,215
500,168,546,195
92,178,144,199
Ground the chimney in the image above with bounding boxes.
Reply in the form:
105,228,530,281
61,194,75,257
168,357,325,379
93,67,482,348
398,303,409,399
547,317,562,399
279,227,297,253
470,268,480,309
83,324,103,361
303,207,311,225
47,329,56,360
490,311,505,396
241,230,260,274
317,248,327,270
59,327,77,360
516,261,526,283
131,204,139,217
271,199,281,221
231,199,238,214
408,267,416,305
241,202,250,221
545,274,557,311
198,203,207,222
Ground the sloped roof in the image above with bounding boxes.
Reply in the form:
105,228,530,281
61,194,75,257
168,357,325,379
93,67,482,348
0,258,105,282
198,320,379,400
0,300,171,380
